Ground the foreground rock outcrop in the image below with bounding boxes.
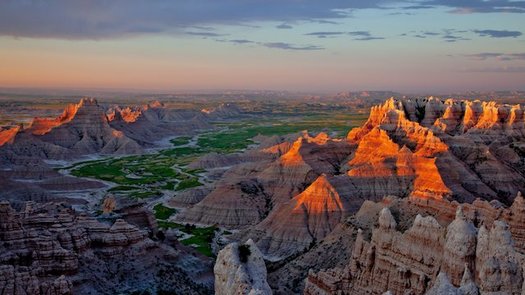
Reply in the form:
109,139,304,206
0,201,213,294
304,205,525,294
214,239,272,295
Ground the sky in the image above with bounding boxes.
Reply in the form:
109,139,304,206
0,0,524,93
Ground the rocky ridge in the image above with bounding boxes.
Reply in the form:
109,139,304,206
0,201,213,294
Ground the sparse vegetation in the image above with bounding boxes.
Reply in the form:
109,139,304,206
176,178,202,191
169,136,192,146
153,203,178,220
157,221,217,257
238,244,251,263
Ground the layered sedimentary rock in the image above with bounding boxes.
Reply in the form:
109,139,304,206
251,174,347,259
304,205,525,295
179,132,350,229
0,201,212,294
176,161,273,227
0,97,217,162
346,97,525,203
214,239,272,295
168,187,212,208
178,98,524,263
1,98,142,160
108,100,210,145
0,97,221,207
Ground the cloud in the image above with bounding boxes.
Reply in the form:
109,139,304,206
276,23,293,29
403,29,472,42
388,12,415,15
228,39,254,44
185,32,228,37
303,30,384,40
347,31,384,40
0,0,387,39
402,5,434,9
465,53,525,61
2,0,523,40
442,34,470,42
260,42,324,51
427,0,525,13
354,36,385,41
305,31,345,38
460,66,525,73
308,19,342,25
473,29,522,38
347,31,372,37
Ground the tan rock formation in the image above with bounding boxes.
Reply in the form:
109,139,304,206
304,202,525,295
214,239,272,295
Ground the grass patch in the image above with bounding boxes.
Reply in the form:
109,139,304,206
129,190,161,199
160,146,203,157
107,185,140,192
176,178,202,191
170,136,192,146
157,221,217,257
153,203,178,220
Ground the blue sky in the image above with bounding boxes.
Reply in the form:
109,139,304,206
0,0,524,93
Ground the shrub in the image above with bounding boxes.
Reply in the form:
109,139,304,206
238,244,251,263
156,230,166,242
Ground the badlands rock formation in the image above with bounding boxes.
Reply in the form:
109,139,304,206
214,239,272,295
8,98,143,159
0,97,219,207
0,98,214,160
346,97,524,203
183,98,525,262
250,174,347,259
0,201,213,294
304,205,525,295
108,100,210,146
178,132,351,230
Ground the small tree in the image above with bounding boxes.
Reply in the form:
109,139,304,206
238,244,251,263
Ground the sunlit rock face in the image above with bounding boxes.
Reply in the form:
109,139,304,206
0,125,20,146
28,100,82,135
346,97,525,203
